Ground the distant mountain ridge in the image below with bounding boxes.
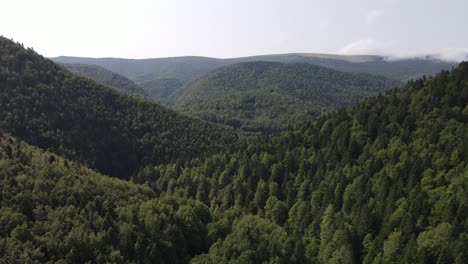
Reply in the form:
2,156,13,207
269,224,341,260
51,54,455,104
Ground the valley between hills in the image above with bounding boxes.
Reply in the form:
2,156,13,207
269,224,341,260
0,36,466,263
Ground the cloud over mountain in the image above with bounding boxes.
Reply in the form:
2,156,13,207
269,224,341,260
338,39,392,55
339,39,468,62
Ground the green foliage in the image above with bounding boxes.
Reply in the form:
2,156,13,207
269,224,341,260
0,37,237,179
192,215,292,264
176,61,400,133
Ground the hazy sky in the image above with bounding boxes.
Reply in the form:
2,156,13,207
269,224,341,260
1,0,467,60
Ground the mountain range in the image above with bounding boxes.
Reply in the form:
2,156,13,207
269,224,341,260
52,53,455,104
0,36,466,263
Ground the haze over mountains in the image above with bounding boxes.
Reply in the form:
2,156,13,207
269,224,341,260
52,53,455,105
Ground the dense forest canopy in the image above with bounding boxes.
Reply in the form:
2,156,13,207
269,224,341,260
0,132,217,263
60,63,147,96
176,61,400,133
0,37,237,179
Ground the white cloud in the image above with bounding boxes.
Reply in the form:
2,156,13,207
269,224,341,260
339,39,468,62
384,48,468,62
338,39,392,55
366,10,384,25
432,48,468,62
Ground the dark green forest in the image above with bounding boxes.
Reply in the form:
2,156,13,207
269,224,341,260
177,61,400,133
0,36,466,263
61,63,147,96
0,37,237,179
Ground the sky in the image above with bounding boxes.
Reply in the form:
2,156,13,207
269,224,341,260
1,0,467,60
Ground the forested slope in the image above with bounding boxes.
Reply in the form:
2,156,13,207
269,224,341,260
138,63,468,263
177,61,399,133
0,132,216,263
0,37,237,179
61,63,147,96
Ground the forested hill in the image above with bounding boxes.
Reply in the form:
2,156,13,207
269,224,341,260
0,37,237,179
61,63,147,96
176,61,400,133
137,63,468,263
